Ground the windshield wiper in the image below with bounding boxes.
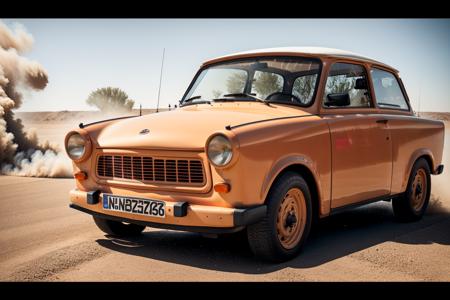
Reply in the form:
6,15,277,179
184,95,202,103
182,95,212,106
220,93,271,106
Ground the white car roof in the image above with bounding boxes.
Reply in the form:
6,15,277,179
204,47,397,71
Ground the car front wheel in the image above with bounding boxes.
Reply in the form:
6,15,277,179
247,171,312,262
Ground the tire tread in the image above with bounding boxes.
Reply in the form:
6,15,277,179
392,158,431,222
247,171,312,262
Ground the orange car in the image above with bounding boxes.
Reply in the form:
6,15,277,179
66,47,445,261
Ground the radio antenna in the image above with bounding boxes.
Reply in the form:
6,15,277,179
417,81,422,117
156,48,165,113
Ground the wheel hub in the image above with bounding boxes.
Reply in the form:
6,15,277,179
411,168,427,212
276,188,307,250
415,183,422,196
285,213,297,227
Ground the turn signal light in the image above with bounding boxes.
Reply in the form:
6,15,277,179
214,182,231,193
74,171,87,181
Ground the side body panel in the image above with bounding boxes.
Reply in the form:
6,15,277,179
326,114,392,208
224,116,332,215
386,114,445,194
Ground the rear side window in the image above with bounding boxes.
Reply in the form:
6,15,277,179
323,63,372,108
370,68,409,110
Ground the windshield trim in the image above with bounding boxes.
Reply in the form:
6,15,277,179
180,55,323,108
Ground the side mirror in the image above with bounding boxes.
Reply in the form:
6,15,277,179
324,93,350,107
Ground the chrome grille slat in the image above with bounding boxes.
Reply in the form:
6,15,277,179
104,156,113,177
166,160,177,182
97,155,205,186
113,156,123,178
154,159,165,182
177,160,189,183
189,160,204,183
142,157,153,181
97,156,105,176
132,156,143,181
123,156,132,179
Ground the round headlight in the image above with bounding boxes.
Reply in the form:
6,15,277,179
66,133,86,160
207,135,233,167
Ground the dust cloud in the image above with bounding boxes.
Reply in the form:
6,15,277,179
0,21,72,178
429,129,450,214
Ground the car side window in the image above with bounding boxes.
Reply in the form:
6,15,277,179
323,63,372,108
292,74,318,105
370,68,409,110
250,71,284,99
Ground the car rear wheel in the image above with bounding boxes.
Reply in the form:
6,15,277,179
93,216,146,236
247,171,312,262
392,158,431,222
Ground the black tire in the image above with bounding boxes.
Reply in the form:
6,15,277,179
247,171,313,262
93,216,146,236
392,158,431,222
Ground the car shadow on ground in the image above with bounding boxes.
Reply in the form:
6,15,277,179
95,200,450,274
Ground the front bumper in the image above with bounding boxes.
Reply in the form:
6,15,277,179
69,189,266,234
434,164,444,175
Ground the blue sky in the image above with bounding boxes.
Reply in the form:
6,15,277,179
4,19,450,112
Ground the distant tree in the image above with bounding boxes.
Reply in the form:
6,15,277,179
86,87,134,113
293,75,318,104
325,75,354,95
325,75,370,106
212,89,223,99
226,71,283,99
252,72,283,99
226,72,247,94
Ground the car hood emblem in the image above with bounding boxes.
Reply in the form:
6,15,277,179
139,129,150,135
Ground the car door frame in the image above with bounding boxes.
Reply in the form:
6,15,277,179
317,58,395,209
367,64,427,200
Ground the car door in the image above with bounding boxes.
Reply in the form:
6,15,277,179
321,62,392,208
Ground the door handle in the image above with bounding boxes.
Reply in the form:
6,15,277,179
376,119,388,124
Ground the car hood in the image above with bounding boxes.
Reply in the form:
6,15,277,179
94,103,311,150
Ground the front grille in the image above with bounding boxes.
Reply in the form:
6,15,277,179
97,155,205,185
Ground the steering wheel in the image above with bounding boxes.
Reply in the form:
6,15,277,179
265,92,302,103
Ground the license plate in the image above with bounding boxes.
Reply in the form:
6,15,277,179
102,194,165,218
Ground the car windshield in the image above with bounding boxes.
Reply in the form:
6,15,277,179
182,57,321,107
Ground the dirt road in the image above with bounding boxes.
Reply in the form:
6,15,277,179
0,174,449,281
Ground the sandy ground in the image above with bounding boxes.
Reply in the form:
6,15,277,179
0,112,449,281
